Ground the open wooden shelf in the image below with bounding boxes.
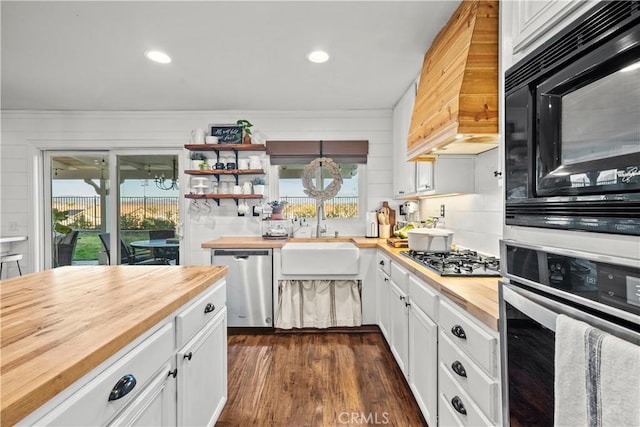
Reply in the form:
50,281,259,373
184,169,264,175
185,194,264,200
184,144,266,152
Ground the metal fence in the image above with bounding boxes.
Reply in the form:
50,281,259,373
52,196,179,230
281,196,359,218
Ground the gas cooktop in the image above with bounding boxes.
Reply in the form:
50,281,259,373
400,249,501,277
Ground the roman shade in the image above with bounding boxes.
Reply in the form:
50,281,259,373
266,140,369,164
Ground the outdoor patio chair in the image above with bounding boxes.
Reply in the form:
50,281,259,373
98,233,168,265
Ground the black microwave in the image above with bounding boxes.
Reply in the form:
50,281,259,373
504,1,640,236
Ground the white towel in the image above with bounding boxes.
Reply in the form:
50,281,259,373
554,314,640,427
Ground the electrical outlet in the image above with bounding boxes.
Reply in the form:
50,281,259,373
9,222,19,232
440,204,445,218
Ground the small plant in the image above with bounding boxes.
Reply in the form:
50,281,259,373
252,177,265,185
236,119,253,136
198,162,208,170
190,152,207,161
268,200,287,207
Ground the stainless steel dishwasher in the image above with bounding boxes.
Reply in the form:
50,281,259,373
211,248,273,327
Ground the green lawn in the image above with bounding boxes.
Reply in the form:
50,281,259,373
73,231,154,261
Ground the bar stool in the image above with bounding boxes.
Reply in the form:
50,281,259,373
0,253,23,279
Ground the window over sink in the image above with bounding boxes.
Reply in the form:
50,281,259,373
276,163,361,219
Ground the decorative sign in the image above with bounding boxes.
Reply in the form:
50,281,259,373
209,125,243,144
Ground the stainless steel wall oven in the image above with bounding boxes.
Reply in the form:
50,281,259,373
499,240,640,426
505,1,640,236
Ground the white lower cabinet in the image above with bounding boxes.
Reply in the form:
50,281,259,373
177,307,227,427
109,361,177,427
438,299,501,426
408,302,438,427
376,268,391,341
375,254,501,427
389,279,409,376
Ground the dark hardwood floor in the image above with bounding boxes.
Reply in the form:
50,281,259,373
216,332,427,427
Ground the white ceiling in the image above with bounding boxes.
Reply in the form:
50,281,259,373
1,1,461,111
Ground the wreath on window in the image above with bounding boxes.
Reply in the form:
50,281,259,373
302,157,343,201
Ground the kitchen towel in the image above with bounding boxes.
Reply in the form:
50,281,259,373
276,280,362,329
554,314,640,427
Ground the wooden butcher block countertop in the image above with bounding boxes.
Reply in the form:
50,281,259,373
0,265,228,426
201,236,500,330
201,235,381,249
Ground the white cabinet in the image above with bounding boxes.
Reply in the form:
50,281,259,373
504,0,600,65
32,323,175,427
416,156,475,196
109,361,177,427
393,80,418,199
408,302,438,427
389,279,409,377
376,253,391,341
177,308,227,427
438,299,501,425
408,276,439,427
376,268,391,341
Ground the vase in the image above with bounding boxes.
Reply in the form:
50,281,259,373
191,160,202,170
253,185,265,195
243,134,252,144
271,205,283,219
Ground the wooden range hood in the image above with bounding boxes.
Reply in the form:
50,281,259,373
407,0,498,161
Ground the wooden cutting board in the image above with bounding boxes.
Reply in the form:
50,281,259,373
387,237,408,248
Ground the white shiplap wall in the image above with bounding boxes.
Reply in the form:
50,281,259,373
419,149,503,256
0,110,393,272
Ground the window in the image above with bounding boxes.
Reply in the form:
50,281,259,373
277,163,360,219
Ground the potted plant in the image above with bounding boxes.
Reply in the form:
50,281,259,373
198,162,209,170
268,200,287,219
190,152,207,170
252,177,265,195
236,119,253,144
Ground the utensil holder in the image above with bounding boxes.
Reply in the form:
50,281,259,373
379,224,391,239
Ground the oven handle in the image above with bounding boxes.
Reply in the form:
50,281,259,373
501,282,640,343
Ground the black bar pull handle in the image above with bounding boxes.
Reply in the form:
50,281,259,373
184,352,193,361
451,396,467,415
108,374,136,401
168,368,178,378
204,303,215,314
451,324,467,340
451,360,467,378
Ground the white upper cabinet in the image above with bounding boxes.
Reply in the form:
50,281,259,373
417,156,475,196
504,0,601,66
392,80,418,199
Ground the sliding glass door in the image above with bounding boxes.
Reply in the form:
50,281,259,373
45,151,180,268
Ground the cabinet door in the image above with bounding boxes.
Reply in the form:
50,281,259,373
393,80,418,198
409,304,438,427
108,362,176,427
509,0,599,59
377,268,391,342
177,308,227,427
389,280,409,376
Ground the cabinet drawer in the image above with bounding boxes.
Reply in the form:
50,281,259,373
35,323,174,426
439,332,499,422
439,364,492,427
439,300,498,376
409,276,438,320
390,262,408,293
176,280,226,348
377,252,390,276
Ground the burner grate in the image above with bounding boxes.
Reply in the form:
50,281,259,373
400,250,501,277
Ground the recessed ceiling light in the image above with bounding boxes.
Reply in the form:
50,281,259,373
145,50,172,64
307,50,330,64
